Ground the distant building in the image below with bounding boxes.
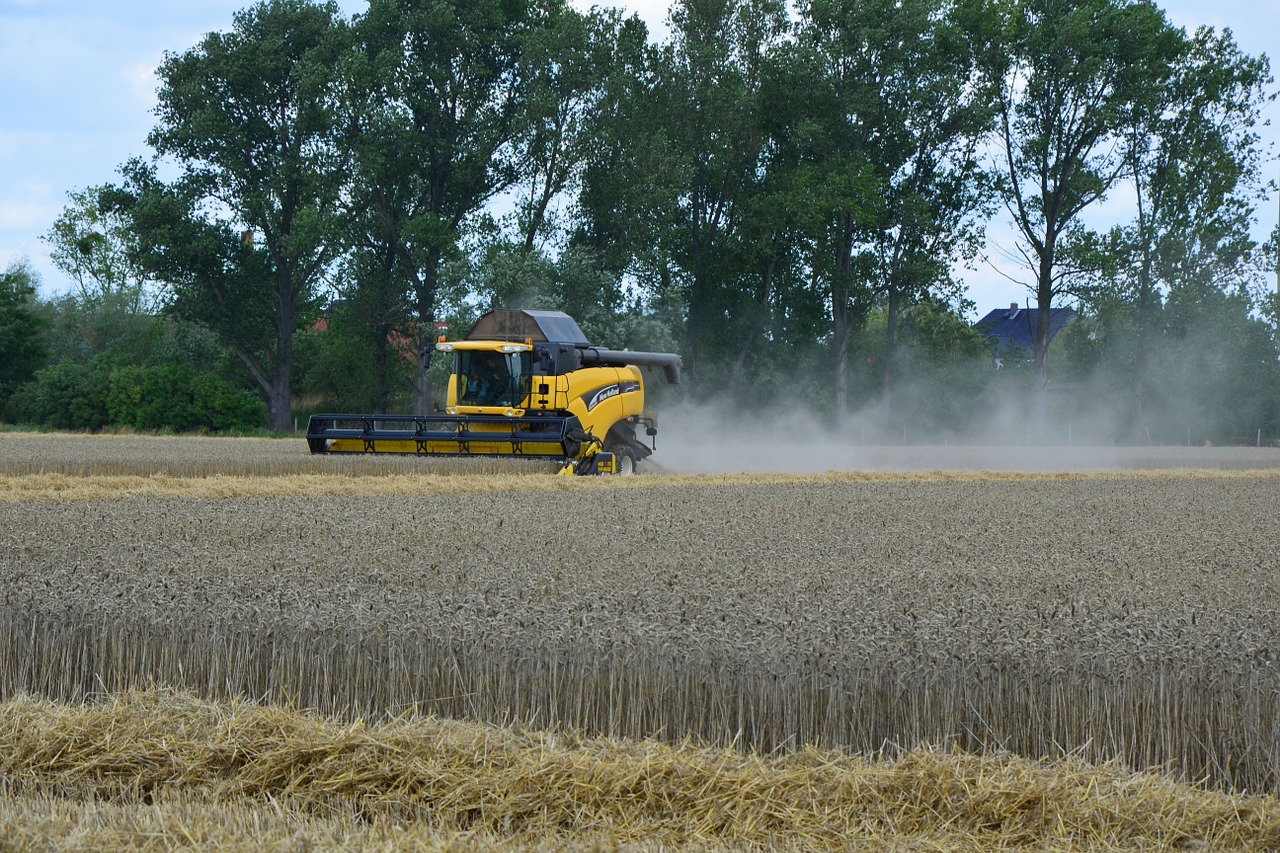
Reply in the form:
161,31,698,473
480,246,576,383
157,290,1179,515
976,303,1076,366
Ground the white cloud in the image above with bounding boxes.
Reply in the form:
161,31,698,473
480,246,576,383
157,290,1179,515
0,199,58,230
0,193,62,228
123,58,161,108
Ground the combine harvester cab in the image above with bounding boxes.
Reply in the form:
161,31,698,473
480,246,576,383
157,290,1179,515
306,309,681,475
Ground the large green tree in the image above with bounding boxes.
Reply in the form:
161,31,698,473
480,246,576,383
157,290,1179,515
654,0,787,380
1159,286,1279,443
992,0,1183,422
143,0,348,430
338,0,552,414
1103,26,1273,432
856,0,998,413
572,14,670,278
510,6,625,249
106,161,281,393
788,0,988,414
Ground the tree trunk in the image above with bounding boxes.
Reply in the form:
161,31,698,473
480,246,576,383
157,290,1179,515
1032,264,1054,437
833,309,850,416
882,286,900,415
683,270,707,381
373,326,390,414
1131,276,1154,435
832,278,850,416
414,348,431,415
1129,182,1154,435
683,215,713,383
726,250,778,400
268,358,292,433
832,219,856,417
407,247,442,416
269,271,295,433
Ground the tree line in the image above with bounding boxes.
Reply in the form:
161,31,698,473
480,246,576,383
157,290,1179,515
1,0,1277,443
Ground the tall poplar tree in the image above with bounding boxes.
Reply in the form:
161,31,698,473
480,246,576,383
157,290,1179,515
652,0,787,379
339,0,544,414
1108,26,1273,430
145,0,348,430
791,0,977,413
992,0,1182,422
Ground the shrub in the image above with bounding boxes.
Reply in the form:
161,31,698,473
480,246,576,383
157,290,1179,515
10,359,264,432
7,359,113,430
105,363,265,432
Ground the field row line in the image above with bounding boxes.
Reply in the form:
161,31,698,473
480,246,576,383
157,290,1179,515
3,469,1280,502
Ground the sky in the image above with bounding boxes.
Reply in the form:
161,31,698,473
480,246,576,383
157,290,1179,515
1,0,1276,317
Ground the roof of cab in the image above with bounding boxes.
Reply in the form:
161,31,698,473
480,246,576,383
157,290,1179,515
466,309,591,345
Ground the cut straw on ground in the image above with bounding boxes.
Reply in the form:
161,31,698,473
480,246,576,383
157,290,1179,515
3,690,1279,851
4,467,1280,502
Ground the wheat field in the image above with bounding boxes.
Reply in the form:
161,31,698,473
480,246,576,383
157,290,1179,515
3,432,1280,849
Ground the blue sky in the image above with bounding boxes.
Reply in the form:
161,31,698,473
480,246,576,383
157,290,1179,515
0,0,1276,314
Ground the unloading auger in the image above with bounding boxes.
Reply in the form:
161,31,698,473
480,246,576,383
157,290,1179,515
305,309,682,475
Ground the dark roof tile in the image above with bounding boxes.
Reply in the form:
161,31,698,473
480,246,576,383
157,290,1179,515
977,305,1076,353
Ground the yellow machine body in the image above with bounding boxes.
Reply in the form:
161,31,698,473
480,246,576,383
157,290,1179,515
308,310,679,474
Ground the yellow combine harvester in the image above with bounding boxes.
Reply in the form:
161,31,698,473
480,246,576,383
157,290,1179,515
305,309,682,475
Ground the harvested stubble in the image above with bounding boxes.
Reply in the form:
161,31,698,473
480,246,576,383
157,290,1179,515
3,690,1280,851
6,430,1280,479
4,446,1280,798
0,432,558,478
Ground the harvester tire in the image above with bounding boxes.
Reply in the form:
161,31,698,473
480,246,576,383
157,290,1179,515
612,446,638,476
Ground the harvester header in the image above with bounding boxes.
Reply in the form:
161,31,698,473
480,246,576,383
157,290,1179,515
306,309,681,475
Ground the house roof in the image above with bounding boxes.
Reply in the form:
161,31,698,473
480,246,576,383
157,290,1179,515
976,304,1076,354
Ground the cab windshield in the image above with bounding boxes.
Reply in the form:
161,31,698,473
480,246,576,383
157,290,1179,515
457,351,531,407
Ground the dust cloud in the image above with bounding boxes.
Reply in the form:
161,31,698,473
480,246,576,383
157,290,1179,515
645,402,1280,475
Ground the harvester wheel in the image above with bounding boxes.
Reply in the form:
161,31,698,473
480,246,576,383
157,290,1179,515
612,446,638,476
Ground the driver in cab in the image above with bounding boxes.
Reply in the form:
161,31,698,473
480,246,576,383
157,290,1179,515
469,353,505,405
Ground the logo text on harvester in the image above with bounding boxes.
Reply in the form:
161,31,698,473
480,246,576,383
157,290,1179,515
585,382,638,411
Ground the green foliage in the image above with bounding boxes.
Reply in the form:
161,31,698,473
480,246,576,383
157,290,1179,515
468,241,633,344
37,0,1276,443
849,298,994,433
0,261,50,420
6,252,258,431
104,364,267,432
136,0,348,430
1152,287,1278,443
9,358,265,433
29,287,242,381
654,0,787,373
7,359,113,431
291,307,417,415
45,185,158,312
1053,288,1280,445
35,294,138,366
571,13,671,277
111,162,287,368
337,0,563,412
994,0,1187,396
